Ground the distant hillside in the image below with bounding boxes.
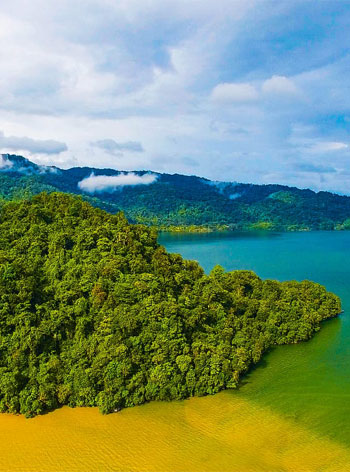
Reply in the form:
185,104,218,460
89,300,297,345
1,153,350,231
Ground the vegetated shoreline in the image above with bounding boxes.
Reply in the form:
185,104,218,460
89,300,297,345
0,192,342,418
157,223,350,233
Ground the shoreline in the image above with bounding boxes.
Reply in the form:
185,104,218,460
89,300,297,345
157,225,350,234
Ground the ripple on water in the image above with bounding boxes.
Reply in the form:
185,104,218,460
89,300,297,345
0,395,349,472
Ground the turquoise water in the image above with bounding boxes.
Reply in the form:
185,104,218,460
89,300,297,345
159,231,350,445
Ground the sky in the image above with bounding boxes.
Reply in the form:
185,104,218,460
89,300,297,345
0,0,350,193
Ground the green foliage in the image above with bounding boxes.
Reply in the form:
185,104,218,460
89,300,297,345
0,192,341,416
268,191,300,204
159,224,230,233
249,221,276,230
336,218,350,230
2,155,350,231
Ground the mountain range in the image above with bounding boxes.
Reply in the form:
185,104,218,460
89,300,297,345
1,153,350,231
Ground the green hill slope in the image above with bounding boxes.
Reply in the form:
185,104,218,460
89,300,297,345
0,193,340,416
1,154,350,230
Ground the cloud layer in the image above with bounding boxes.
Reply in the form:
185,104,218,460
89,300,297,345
91,139,144,154
78,172,158,193
211,83,258,103
0,1,349,193
0,131,67,154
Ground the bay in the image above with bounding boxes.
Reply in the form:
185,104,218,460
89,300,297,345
160,230,350,445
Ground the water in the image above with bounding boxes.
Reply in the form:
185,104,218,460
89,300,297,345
1,396,350,471
160,230,350,445
0,230,350,471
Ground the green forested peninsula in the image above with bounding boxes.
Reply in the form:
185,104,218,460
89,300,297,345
0,193,341,417
2,154,350,231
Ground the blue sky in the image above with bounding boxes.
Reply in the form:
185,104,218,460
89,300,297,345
0,0,350,193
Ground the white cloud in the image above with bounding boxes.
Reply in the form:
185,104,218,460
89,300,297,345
210,75,300,106
307,141,348,153
211,82,258,103
229,193,241,200
0,131,67,154
294,162,337,173
78,172,158,193
262,75,299,96
0,155,13,169
289,127,349,155
91,139,144,154
0,0,254,117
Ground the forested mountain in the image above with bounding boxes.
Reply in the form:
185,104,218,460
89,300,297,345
0,193,341,416
1,153,350,230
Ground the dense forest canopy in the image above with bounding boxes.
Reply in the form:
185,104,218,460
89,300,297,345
1,154,350,231
0,192,341,416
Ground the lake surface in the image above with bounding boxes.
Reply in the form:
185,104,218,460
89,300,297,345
160,231,350,445
1,230,350,471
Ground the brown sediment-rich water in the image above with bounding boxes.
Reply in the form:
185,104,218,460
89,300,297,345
0,393,349,472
